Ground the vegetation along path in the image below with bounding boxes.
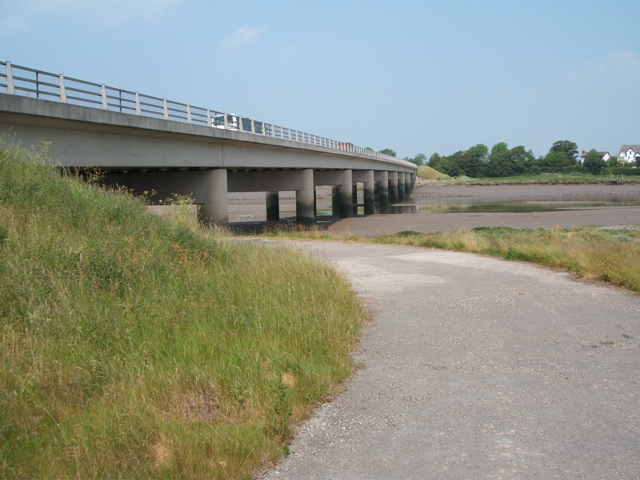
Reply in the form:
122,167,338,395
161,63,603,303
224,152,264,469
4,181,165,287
261,240,640,480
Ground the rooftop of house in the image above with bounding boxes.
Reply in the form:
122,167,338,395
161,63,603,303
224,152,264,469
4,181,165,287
618,145,640,155
581,150,610,158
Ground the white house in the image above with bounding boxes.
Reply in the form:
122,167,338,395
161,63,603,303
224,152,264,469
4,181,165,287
580,150,611,163
617,145,640,165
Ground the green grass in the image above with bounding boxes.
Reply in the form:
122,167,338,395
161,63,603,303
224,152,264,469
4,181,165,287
0,143,365,479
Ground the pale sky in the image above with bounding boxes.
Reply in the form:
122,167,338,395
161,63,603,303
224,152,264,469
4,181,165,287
2,0,639,159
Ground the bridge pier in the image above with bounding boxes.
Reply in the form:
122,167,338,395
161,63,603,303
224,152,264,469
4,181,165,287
375,171,389,212
389,171,399,204
398,172,406,202
363,170,375,215
295,169,315,226
406,173,414,197
331,186,340,216
200,169,229,225
266,191,280,221
352,183,358,216
339,170,354,218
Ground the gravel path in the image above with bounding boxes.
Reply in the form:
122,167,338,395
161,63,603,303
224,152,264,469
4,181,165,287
260,241,640,480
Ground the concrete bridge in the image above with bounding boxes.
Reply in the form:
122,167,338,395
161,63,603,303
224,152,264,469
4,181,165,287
0,62,416,225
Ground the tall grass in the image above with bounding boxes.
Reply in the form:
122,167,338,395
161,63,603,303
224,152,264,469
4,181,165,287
0,143,365,479
373,227,640,292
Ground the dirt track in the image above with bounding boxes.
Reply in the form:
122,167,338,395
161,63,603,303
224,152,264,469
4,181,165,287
260,241,640,480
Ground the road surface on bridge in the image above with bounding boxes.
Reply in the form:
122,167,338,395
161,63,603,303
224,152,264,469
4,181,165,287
260,241,640,480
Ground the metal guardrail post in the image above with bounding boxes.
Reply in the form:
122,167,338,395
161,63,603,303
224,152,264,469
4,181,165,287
5,62,14,94
162,99,169,120
101,84,108,110
134,92,141,115
59,74,67,103
206,108,211,126
186,104,192,124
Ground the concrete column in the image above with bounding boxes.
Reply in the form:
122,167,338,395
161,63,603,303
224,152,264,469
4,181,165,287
377,171,389,211
352,183,359,216
199,169,228,225
295,168,315,225
331,186,340,216
363,169,375,215
407,173,415,196
266,191,279,221
398,172,406,201
389,171,398,205
339,170,353,218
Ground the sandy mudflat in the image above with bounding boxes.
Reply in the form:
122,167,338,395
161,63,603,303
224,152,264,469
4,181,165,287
410,181,640,198
228,182,640,236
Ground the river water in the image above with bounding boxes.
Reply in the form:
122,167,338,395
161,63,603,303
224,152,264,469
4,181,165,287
226,183,640,225
414,195,640,214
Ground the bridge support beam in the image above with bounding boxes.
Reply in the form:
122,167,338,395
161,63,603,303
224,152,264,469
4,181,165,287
389,171,398,205
266,191,279,221
398,172,406,202
295,169,315,225
200,169,229,225
375,171,389,212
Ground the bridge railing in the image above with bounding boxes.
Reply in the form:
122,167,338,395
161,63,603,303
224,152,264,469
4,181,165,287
0,61,399,161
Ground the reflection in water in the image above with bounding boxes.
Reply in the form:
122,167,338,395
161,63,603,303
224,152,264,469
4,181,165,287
415,195,640,214
227,192,640,224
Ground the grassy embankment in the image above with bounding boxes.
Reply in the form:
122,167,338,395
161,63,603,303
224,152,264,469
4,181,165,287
416,166,638,185
464,173,637,185
0,143,365,479
416,165,640,184
256,225,640,294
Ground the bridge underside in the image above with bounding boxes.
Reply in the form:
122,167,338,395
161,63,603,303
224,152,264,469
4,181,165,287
101,167,414,225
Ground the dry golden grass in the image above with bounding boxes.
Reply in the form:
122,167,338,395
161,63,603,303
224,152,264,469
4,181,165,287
417,165,450,180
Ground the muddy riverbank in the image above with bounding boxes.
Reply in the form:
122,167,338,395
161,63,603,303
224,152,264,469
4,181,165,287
228,182,640,236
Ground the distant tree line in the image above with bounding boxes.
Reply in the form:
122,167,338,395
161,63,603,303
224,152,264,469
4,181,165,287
401,140,640,177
